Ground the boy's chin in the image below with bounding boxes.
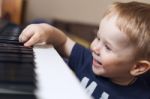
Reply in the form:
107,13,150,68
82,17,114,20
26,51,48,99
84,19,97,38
92,64,104,75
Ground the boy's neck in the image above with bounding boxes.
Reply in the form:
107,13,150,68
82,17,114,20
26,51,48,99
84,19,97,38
111,76,137,86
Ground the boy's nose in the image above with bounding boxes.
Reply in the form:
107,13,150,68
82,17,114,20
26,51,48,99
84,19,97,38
91,44,101,56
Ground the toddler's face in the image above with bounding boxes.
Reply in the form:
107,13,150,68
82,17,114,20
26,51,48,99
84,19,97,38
90,16,136,78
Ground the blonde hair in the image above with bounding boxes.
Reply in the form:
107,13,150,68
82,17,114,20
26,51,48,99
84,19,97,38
103,1,150,61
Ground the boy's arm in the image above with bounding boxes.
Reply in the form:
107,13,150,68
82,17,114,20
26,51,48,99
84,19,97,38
19,23,75,58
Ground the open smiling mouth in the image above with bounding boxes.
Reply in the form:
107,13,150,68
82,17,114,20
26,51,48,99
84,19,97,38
93,59,102,68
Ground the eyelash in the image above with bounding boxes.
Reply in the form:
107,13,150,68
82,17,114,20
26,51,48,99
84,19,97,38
105,44,111,51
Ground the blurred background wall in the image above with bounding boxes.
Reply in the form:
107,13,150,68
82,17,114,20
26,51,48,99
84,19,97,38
25,0,150,25
19,0,150,47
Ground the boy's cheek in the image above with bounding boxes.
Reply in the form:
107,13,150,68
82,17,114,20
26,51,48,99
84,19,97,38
101,55,119,66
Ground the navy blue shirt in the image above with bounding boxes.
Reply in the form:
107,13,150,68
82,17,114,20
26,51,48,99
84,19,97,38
68,43,150,99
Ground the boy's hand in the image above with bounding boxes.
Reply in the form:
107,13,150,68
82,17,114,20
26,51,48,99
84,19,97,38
19,23,52,47
19,23,75,57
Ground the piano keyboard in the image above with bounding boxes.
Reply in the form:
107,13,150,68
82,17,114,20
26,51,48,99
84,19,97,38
0,20,91,99
0,20,36,99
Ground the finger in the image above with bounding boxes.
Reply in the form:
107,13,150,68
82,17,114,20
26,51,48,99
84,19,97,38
24,34,40,47
19,27,34,42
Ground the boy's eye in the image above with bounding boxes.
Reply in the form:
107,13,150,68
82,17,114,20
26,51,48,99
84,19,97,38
105,44,111,51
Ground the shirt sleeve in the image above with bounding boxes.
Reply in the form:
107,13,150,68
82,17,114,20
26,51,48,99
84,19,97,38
68,43,92,72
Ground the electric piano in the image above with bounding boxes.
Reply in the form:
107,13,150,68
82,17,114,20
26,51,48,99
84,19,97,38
0,20,91,99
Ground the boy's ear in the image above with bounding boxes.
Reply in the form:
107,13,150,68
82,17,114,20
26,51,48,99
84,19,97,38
130,60,150,76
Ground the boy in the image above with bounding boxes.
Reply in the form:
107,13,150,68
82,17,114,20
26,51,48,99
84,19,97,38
19,1,150,99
